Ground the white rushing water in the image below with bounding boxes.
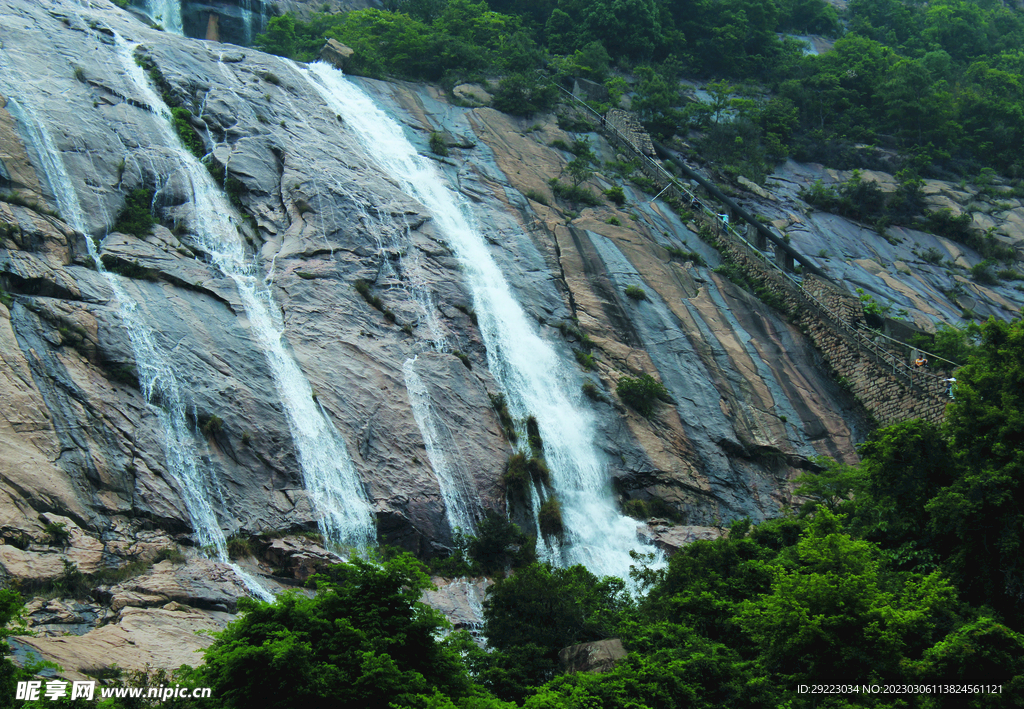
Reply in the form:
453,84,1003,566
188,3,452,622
4,95,272,600
115,39,376,551
302,62,660,580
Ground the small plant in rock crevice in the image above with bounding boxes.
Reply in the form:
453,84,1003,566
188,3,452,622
538,498,563,536
429,132,449,157
625,284,647,301
44,522,71,547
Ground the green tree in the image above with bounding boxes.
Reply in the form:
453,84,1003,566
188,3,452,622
483,564,627,654
480,563,629,699
736,511,958,684
631,65,682,138
467,509,533,574
911,616,1024,693
0,590,28,702
856,420,956,553
928,315,1024,613
197,553,477,708
793,455,862,516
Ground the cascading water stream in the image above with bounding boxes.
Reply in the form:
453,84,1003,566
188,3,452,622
404,357,478,535
3,96,272,601
143,0,183,35
342,200,473,532
113,39,375,551
302,63,661,580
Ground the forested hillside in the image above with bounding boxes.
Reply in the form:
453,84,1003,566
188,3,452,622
258,0,1024,181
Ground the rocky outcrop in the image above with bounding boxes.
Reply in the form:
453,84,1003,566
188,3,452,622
558,638,627,674
11,604,228,682
641,522,725,554
259,535,343,582
319,39,353,71
422,577,491,635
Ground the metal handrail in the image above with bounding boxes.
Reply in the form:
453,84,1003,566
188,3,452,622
855,324,962,369
555,86,927,386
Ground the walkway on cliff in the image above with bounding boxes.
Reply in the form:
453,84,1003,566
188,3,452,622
554,85,955,427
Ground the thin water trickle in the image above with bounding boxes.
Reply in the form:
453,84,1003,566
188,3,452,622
143,0,183,35
301,62,662,580
404,356,478,535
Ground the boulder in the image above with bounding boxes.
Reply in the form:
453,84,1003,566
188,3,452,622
453,84,492,106
422,577,491,634
261,536,343,582
641,523,725,555
319,39,354,71
99,559,254,613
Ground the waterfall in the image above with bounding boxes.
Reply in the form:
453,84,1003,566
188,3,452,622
239,0,262,46
302,63,661,580
3,97,272,601
143,0,183,35
404,356,478,535
114,39,376,551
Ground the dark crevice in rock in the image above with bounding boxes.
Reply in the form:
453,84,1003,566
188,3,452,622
1,272,80,302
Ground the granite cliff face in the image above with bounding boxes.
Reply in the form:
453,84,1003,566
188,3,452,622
2,0,1019,678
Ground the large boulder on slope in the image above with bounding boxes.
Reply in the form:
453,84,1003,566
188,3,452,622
319,39,353,71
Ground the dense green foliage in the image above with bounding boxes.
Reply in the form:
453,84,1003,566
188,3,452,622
196,553,481,708
258,0,1024,189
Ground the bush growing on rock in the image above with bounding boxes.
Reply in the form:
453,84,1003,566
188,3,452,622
624,284,647,301
468,509,534,574
44,522,70,547
603,185,626,205
616,373,668,418
429,131,448,157
112,188,157,237
538,498,563,536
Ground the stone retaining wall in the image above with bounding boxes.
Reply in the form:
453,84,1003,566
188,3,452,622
697,218,951,426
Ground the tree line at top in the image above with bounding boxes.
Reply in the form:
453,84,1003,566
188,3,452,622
256,0,1024,184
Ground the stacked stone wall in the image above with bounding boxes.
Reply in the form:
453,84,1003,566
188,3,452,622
697,217,950,426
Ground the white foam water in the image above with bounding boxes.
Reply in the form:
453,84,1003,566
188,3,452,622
114,38,376,552
301,62,661,581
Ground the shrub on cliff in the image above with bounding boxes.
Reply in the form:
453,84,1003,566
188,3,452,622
616,373,668,418
112,188,157,237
